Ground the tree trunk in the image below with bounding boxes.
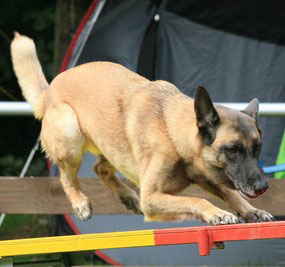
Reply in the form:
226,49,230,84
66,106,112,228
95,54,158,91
53,0,93,75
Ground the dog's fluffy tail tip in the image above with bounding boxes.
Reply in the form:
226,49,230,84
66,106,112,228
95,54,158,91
13,32,26,42
14,31,20,38
10,31,48,120
12,32,33,45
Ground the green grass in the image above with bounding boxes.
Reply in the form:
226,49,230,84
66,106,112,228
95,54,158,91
0,214,50,240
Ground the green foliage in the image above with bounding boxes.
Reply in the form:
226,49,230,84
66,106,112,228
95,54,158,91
0,214,50,240
0,155,23,176
12,251,108,266
0,154,47,176
0,1,55,177
0,116,46,176
0,1,55,100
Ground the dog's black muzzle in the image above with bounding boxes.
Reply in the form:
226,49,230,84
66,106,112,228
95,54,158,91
226,159,269,199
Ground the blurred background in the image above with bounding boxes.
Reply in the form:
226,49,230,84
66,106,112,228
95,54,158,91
0,0,285,266
0,0,93,177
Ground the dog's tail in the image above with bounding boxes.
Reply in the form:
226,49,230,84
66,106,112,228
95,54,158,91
11,32,49,120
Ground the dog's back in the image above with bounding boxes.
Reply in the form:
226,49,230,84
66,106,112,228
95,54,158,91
11,33,181,185
48,61,148,123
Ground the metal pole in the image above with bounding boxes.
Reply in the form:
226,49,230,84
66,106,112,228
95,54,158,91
219,103,285,117
1,102,285,117
0,102,32,115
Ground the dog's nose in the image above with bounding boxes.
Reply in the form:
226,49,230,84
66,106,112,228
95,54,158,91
254,178,269,195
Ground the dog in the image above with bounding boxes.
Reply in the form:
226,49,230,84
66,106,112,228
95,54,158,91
11,33,274,225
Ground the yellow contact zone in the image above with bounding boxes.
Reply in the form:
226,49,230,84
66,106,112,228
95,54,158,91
0,230,155,257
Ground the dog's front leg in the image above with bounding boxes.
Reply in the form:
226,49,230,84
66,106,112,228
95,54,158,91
140,155,240,225
219,185,274,222
202,182,274,223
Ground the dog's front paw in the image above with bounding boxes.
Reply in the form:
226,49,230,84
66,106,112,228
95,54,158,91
205,209,240,225
119,195,142,214
72,199,92,221
241,209,274,223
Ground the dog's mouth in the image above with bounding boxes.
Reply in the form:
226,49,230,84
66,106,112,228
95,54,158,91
237,187,268,200
224,171,268,200
225,172,268,200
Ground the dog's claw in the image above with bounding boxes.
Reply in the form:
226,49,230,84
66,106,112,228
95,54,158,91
211,214,240,225
208,211,240,225
72,199,92,221
220,214,241,225
242,209,274,223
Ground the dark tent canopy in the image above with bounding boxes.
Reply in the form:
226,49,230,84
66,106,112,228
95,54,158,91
70,0,285,166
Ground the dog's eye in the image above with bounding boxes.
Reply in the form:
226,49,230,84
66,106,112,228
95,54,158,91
227,146,238,154
253,140,262,156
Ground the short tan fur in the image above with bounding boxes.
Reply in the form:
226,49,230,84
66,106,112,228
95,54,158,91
11,33,273,225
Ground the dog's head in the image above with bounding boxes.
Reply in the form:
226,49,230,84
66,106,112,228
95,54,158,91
194,85,268,199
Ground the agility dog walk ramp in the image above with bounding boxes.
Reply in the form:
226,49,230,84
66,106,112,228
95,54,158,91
1,221,285,260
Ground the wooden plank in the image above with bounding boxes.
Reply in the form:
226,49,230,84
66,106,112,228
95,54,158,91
0,177,132,215
0,177,284,215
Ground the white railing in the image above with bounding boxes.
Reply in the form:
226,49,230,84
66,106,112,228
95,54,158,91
220,103,285,117
0,102,32,116
0,102,285,117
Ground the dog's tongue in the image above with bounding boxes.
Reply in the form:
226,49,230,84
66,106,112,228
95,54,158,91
256,187,268,196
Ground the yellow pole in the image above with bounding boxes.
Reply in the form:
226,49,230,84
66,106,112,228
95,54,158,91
0,230,155,257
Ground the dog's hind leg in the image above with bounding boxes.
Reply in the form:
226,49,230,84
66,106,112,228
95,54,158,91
41,104,92,220
93,155,142,214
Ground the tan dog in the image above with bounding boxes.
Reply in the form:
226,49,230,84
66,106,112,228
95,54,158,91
11,33,274,225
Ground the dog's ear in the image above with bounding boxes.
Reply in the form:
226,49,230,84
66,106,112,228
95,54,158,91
242,98,259,120
194,85,220,145
242,98,261,135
